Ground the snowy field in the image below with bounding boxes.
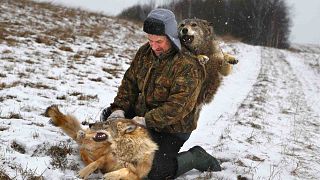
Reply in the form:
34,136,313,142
1,1,320,179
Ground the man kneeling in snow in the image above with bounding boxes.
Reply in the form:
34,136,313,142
100,9,221,179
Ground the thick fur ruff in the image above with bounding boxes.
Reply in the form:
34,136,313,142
45,105,158,180
178,18,234,105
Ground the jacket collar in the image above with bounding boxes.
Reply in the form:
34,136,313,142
152,48,178,61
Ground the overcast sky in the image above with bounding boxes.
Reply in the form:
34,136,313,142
35,0,320,45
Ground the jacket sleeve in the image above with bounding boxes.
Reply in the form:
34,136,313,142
109,47,143,113
144,61,203,129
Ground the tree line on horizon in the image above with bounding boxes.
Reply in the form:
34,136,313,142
118,0,291,49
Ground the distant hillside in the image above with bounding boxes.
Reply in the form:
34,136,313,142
0,0,145,65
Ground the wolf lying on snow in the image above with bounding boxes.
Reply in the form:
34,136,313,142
45,105,158,180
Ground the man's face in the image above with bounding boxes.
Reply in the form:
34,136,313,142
147,34,172,57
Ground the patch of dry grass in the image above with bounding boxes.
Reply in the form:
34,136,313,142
0,169,11,180
46,142,73,170
11,141,26,154
66,91,98,101
0,95,16,102
6,112,23,119
1,49,12,54
0,126,10,131
28,122,44,127
1,0,116,48
80,24,106,38
91,48,113,57
58,46,73,52
88,77,102,82
0,80,56,91
78,94,98,101
25,82,57,90
69,91,82,96
73,48,113,59
35,35,54,46
0,83,6,90
45,27,75,42
102,66,123,78
0,23,10,44
3,162,45,180
56,95,67,100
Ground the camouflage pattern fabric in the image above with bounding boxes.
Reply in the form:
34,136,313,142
109,43,205,133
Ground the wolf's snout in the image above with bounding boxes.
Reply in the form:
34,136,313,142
182,28,188,34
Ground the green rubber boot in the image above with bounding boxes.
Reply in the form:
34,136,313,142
175,146,221,177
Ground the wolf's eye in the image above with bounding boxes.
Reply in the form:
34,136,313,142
124,124,137,133
179,24,185,27
191,23,197,27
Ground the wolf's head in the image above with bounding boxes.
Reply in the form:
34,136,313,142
90,118,147,142
178,19,214,54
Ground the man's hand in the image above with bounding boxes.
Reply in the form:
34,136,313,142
101,109,125,121
132,116,146,126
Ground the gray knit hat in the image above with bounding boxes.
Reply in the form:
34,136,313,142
143,9,181,50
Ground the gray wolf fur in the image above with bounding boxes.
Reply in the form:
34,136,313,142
178,18,238,105
45,105,158,180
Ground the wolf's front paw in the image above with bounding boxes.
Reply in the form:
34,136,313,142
224,54,238,65
77,168,91,180
196,55,209,65
76,172,86,180
77,130,86,140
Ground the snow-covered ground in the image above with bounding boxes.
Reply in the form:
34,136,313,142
1,1,319,179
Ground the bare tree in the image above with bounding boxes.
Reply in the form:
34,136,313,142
228,0,291,48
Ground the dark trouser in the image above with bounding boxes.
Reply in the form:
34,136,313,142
147,129,191,180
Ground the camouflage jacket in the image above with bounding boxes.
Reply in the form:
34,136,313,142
110,43,204,133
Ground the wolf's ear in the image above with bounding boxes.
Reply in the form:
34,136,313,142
209,25,214,36
124,124,137,134
206,21,214,35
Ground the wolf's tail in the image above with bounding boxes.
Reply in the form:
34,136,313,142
45,105,83,141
